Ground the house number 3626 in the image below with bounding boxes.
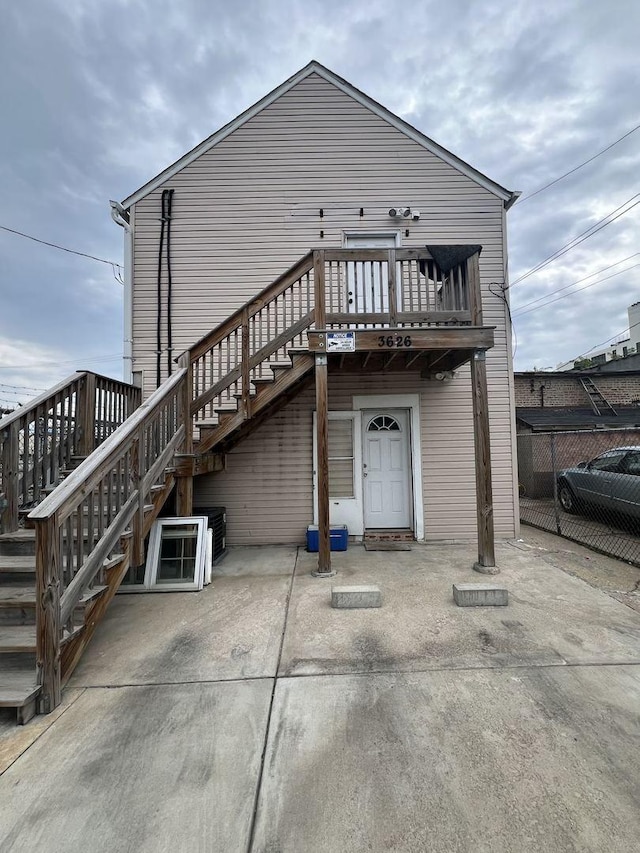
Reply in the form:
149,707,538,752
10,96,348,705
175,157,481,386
378,335,412,348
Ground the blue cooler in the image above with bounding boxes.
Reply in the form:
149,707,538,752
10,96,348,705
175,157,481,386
306,524,348,552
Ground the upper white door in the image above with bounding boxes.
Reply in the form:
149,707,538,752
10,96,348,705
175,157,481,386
363,410,412,528
344,233,398,315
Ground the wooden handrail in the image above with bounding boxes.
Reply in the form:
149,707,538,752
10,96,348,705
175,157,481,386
30,369,185,523
184,252,314,363
30,368,186,712
1,371,140,534
0,372,83,430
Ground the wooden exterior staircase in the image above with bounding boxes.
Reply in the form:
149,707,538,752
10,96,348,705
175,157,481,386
0,246,494,721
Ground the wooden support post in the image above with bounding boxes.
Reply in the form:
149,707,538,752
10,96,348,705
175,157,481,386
312,352,335,577
35,516,62,713
77,372,97,457
471,350,497,573
176,356,193,517
1,422,19,533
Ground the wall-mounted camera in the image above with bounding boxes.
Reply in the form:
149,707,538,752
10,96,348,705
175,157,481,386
389,206,419,220
388,206,411,218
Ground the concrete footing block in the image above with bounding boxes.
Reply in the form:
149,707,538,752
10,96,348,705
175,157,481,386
473,561,500,575
332,585,382,609
453,583,508,607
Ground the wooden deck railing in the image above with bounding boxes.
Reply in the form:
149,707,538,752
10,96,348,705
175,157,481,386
0,372,140,534
28,368,187,711
185,248,476,427
322,248,472,326
188,252,316,424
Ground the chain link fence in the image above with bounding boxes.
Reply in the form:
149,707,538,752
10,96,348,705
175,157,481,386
517,428,640,566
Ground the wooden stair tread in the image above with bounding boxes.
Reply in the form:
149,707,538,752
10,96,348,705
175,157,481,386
0,675,40,708
103,554,126,570
0,624,83,653
0,556,36,573
195,416,233,428
0,530,36,544
0,587,37,606
0,585,107,608
0,625,37,652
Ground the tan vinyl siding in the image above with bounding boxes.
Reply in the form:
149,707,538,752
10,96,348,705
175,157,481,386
195,371,515,545
133,72,517,541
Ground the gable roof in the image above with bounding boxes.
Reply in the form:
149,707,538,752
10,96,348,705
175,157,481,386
121,61,518,211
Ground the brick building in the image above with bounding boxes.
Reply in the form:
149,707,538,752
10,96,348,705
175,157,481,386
515,370,640,497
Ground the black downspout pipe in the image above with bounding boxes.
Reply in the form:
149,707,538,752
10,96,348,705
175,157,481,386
156,190,168,387
166,189,174,377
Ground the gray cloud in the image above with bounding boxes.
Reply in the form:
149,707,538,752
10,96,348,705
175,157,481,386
1,0,639,406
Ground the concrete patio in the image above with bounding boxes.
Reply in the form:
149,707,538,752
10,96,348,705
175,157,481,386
1,536,639,852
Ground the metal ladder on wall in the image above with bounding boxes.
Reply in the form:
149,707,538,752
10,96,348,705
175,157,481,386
580,377,618,416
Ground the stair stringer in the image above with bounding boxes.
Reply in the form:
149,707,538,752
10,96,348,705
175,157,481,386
196,353,315,455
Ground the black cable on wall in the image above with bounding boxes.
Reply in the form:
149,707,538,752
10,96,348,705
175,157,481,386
156,189,175,387
166,189,174,378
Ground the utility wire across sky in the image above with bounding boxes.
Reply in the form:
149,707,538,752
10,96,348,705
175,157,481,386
510,193,640,288
517,122,640,203
0,224,124,283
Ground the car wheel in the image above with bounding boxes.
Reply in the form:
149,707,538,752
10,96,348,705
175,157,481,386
558,481,580,514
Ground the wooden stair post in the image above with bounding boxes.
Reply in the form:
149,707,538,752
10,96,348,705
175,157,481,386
0,422,19,534
176,354,194,517
467,252,497,573
34,516,62,713
77,372,97,458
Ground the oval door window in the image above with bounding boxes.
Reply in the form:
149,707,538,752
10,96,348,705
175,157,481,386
367,415,401,432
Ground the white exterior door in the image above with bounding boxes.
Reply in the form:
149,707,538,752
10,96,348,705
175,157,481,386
363,410,412,528
344,233,398,315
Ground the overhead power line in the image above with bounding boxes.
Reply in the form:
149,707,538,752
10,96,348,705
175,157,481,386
514,264,640,318
0,387,41,398
0,224,124,282
0,353,123,370
512,255,640,317
518,122,640,204
0,382,46,392
510,193,640,288
567,319,640,365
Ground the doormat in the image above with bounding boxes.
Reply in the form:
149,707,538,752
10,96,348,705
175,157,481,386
364,541,412,552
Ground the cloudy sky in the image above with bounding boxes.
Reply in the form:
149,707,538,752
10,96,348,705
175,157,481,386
1,0,639,408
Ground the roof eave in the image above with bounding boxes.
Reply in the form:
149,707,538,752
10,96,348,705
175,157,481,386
121,60,516,210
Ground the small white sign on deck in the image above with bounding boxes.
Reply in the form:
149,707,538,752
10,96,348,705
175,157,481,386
326,331,355,352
